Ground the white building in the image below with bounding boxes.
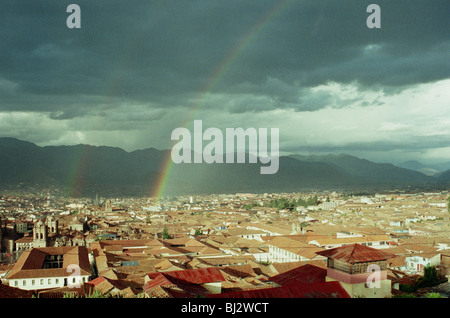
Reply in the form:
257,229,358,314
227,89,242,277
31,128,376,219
321,201,339,210
262,236,326,264
308,234,393,250
405,252,441,274
5,246,92,291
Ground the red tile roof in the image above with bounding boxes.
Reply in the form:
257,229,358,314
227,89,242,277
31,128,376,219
143,273,211,297
143,267,227,297
160,267,226,285
315,244,397,264
0,284,34,298
143,274,176,292
86,276,106,286
6,246,91,279
208,281,350,298
270,264,327,286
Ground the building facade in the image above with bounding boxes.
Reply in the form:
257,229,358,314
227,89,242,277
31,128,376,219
5,246,92,291
405,253,441,274
316,244,397,298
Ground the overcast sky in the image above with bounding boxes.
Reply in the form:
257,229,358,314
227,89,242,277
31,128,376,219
1,0,449,165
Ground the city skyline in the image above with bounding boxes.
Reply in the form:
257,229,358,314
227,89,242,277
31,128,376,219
0,0,449,166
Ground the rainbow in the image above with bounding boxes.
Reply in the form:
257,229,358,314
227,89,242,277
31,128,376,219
65,144,91,198
64,24,148,197
151,0,293,201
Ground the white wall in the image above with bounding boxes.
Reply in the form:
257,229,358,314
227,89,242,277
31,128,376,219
8,275,90,291
406,254,440,273
265,245,306,263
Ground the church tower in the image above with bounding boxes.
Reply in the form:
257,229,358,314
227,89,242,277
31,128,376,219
33,219,47,248
104,199,112,213
46,215,59,235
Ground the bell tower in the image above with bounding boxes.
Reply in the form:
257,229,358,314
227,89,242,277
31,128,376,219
46,215,59,235
104,199,112,213
33,219,47,248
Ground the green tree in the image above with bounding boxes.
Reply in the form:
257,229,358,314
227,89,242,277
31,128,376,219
243,202,258,210
162,226,171,240
145,212,152,224
417,265,439,288
63,290,126,298
265,195,320,210
399,284,416,293
300,222,309,228
194,229,203,236
393,294,416,298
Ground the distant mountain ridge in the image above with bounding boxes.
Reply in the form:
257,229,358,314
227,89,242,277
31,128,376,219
0,137,445,198
397,160,450,176
288,154,436,183
435,169,450,183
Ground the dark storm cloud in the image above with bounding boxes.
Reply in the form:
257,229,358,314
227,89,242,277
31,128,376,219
1,0,449,117
287,135,450,153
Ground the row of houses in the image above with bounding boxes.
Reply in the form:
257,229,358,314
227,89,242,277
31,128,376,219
1,241,407,298
2,227,447,298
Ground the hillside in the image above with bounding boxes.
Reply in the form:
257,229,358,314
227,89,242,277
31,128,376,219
0,138,443,197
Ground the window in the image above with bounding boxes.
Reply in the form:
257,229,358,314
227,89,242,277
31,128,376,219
332,259,351,273
23,280,26,286
32,280,35,286
14,281,18,287
55,279,59,284
40,279,44,285
48,279,51,284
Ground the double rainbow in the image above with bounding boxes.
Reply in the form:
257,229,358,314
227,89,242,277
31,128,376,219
65,1,293,200
151,0,293,201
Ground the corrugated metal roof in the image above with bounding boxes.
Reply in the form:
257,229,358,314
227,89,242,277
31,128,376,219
143,267,227,297
316,244,397,263
143,274,176,293
208,281,350,298
163,267,226,284
271,264,327,286
143,273,212,297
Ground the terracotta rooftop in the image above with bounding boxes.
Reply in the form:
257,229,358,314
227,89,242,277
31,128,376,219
315,244,397,264
6,246,91,280
270,264,327,286
161,267,226,285
309,234,393,246
0,284,34,298
219,264,257,279
208,281,350,298
143,267,226,297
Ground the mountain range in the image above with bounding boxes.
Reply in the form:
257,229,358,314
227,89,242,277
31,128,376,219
396,160,450,176
0,137,448,198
